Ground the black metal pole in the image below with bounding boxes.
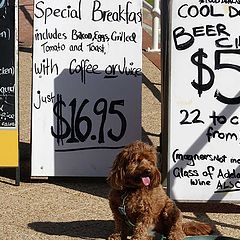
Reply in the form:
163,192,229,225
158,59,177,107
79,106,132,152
160,0,170,185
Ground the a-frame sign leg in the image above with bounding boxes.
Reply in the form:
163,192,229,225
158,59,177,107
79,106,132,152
15,167,20,186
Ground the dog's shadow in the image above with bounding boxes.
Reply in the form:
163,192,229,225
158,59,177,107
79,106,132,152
28,220,114,239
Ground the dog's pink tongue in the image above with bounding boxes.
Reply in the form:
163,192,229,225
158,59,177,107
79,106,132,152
142,177,151,186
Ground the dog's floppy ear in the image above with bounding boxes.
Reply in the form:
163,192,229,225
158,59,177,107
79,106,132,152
107,151,126,190
147,144,161,188
151,167,161,188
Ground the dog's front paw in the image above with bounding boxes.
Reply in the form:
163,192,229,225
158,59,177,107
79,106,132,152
168,231,186,240
108,233,121,240
130,236,153,240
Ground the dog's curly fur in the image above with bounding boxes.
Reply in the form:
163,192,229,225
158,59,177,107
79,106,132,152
107,141,212,240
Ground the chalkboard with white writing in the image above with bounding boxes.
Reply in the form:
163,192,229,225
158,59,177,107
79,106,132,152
162,0,240,202
31,0,142,176
0,0,16,128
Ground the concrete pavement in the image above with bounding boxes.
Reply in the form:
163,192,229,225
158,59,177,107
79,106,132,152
0,1,239,240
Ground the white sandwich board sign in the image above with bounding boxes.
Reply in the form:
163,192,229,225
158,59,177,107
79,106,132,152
162,0,240,201
31,0,142,176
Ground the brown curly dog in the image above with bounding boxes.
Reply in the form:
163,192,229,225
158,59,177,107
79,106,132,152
107,141,212,240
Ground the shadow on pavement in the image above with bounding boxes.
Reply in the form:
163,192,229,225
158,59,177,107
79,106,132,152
19,45,32,53
0,142,111,199
19,141,31,180
19,4,33,26
178,202,240,214
51,177,110,199
142,73,161,103
28,220,114,239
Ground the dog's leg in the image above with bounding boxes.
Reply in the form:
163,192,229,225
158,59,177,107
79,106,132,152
109,221,128,240
130,216,155,240
167,222,186,240
108,233,121,240
108,214,124,240
108,203,129,240
162,200,186,240
108,220,129,240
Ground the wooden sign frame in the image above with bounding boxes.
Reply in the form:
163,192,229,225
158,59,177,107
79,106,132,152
161,0,240,202
0,0,19,185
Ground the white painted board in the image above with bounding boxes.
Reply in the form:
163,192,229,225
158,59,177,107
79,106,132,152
168,0,240,201
31,0,142,176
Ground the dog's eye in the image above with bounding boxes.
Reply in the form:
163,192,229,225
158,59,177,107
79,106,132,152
133,159,140,164
135,158,142,164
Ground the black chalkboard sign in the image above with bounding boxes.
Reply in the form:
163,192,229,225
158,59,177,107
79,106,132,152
0,0,16,128
0,0,19,186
